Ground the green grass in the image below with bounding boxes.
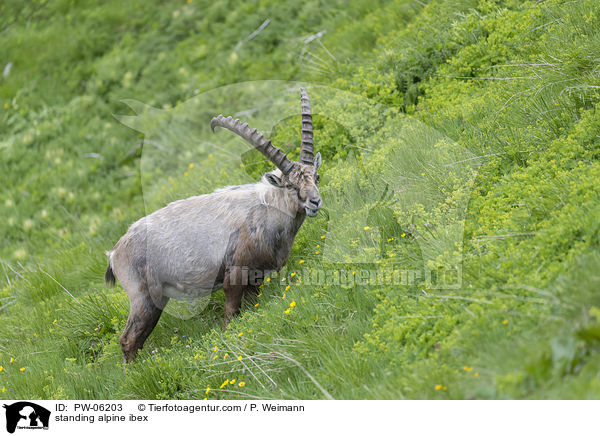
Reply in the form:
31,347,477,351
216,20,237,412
1,0,600,399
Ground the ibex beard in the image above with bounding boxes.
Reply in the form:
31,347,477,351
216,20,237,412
105,88,322,363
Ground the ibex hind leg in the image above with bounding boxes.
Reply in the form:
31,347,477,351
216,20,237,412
120,282,168,363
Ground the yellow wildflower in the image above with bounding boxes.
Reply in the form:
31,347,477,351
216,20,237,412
205,387,210,395
239,381,245,387
224,353,229,359
189,163,194,169
503,319,509,325
299,260,304,264
282,293,286,299
52,319,57,325
1,387,4,393
212,346,218,351
320,235,326,239
10,358,14,363
257,293,262,297
290,301,296,308
3,103,7,109
364,226,370,231
0,366,3,372
401,233,406,237
237,355,243,360
474,373,479,377
212,355,218,360
315,250,319,254
421,173,425,176
266,277,271,282
220,380,229,389
290,272,296,277
238,332,243,337
435,384,442,390
203,397,207,400
463,366,473,372
19,368,25,372
230,379,236,384
194,354,199,359
285,285,290,291
254,303,259,307
284,308,291,314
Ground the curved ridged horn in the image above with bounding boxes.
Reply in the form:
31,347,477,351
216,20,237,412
210,115,295,175
299,87,314,165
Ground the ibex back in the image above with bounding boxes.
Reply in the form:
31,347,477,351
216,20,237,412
105,89,322,362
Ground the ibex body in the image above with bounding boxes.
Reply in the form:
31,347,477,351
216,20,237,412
105,89,321,362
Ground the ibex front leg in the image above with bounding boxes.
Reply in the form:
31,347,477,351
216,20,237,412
222,267,247,329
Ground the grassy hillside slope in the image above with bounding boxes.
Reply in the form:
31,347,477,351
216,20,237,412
1,0,600,399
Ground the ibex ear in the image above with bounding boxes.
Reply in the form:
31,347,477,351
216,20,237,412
313,152,322,171
265,172,284,187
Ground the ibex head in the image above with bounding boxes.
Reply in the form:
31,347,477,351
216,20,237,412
211,88,322,217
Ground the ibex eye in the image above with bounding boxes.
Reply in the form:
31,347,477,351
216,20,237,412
316,174,320,184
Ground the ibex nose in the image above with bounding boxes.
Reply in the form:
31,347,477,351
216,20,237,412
309,198,322,209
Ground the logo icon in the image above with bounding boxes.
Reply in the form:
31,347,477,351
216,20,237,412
2,402,50,433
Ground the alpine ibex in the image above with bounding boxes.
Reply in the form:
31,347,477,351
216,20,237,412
105,89,322,362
